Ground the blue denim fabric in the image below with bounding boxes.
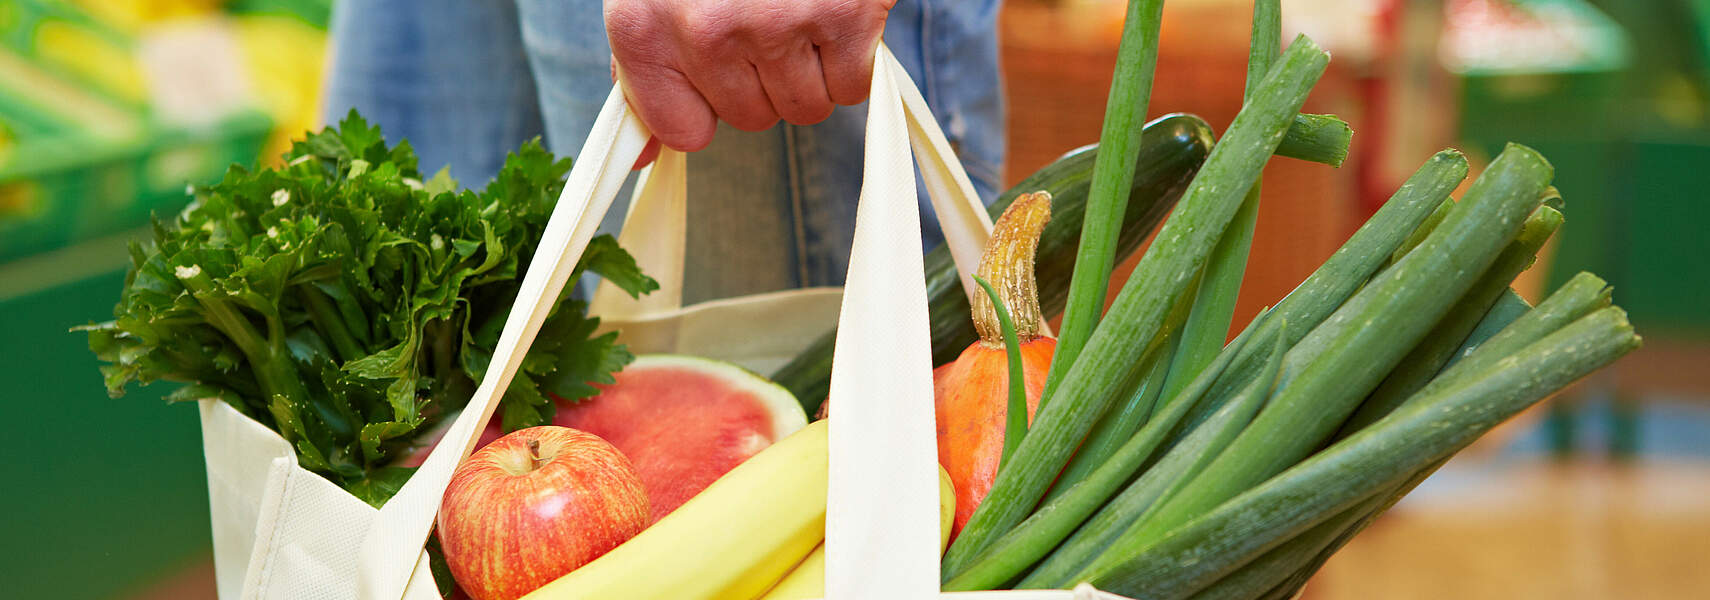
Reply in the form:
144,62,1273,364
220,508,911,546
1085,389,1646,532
322,0,545,186
325,0,1004,303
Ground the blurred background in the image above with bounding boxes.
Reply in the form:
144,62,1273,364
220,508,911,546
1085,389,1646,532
1,0,1705,598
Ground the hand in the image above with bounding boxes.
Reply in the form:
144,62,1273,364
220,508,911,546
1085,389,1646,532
606,0,896,166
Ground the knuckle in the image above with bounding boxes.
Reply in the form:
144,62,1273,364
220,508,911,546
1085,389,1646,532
676,3,735,56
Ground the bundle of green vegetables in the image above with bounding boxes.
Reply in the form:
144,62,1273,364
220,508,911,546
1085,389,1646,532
932,0,1640,597
81,112,656,506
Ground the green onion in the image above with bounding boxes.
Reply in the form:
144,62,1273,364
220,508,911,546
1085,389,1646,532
1150,0,1281,428
1453,289,1533,363
943,312,1280,588
1164,150,1467,441
973,274,1030,464
944,36,1332,570
1045,285,1194,502
1275,114,1354,167
1341,205,1564,432
1182,493,1377,600
1196,274,1613,599
1043,0,1169,412
1014,316,1288,590
1080,307,1641,597
1388,198,1454,265
1111,144,1552,553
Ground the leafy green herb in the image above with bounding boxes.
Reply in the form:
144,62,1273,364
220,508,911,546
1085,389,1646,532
81,111,656,504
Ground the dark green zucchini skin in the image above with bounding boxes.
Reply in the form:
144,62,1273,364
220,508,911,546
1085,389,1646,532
773,113,1217,415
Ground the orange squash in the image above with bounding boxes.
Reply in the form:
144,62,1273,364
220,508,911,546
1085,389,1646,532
933,191,1056,542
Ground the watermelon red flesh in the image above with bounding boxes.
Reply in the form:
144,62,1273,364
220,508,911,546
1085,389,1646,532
401,355,805,522
554,361,779,522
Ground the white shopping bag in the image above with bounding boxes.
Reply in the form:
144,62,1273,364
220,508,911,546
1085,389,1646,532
580,147,846,376
198,43,1134,600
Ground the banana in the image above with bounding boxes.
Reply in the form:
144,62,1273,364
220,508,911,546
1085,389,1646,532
523,420,829,600
756,465,956,600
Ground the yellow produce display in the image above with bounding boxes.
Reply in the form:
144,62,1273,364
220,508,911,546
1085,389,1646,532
523,420,829,600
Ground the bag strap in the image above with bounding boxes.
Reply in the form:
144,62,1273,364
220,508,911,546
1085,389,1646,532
355,86,652,599
357,43,992,599
588,147,687,318
589,64,996,320
883,48,997,312
824,43,984,599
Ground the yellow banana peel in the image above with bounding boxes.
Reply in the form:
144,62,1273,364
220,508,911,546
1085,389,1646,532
756,464,956,600
524,421,828,600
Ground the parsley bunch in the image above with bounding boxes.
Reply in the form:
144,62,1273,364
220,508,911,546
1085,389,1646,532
83,112,656,505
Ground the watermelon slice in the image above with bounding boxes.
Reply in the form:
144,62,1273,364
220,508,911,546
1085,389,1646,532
402,354,807,523
556,354,807,521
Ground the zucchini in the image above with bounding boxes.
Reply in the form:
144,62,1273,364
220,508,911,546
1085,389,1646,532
770,113,1216,414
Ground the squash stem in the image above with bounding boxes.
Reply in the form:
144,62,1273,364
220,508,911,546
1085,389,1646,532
972,192,1052,345
974,274,1030,467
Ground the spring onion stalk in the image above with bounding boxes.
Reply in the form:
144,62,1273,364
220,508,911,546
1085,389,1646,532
1244,150,1466,360
1042,0,1168,412
1274,114,1354,167
1220,275,1612,599
1111,144,1552,556
1449,289,1535,368
1151,0,1282,421
1148,279,1604,597
1081,306,1641,597
1541,185,1563,210
943,312,1279,588
1045,283,1196,502
1388,198,1454,265
1183,493,1377,600
1163,151,1467,441
973,275,1031,465
1341,205,1563,433
945,36,1331,571
1014,317,1287,589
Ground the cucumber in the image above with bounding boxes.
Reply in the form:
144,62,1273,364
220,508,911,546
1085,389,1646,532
771,113,1217,415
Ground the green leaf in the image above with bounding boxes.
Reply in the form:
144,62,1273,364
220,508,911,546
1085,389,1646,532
86,112,649,503
579,235,660,299
536,313,633,404
345,467,418,508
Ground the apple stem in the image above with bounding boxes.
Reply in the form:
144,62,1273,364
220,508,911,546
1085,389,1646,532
527,438,546,471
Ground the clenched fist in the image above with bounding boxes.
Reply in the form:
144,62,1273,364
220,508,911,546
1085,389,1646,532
606,0,896,161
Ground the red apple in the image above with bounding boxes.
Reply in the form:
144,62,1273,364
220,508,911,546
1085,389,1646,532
437,426,650,600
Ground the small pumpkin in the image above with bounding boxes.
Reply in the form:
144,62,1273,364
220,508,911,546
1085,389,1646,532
933,191,1056,541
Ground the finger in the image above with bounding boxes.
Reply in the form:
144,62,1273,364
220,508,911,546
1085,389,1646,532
684,60,779,132
615,61,718,152
814,1,891,105
631,136,662,170
753,42,835,125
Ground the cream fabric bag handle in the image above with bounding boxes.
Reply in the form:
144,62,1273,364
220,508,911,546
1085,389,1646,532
355,43,993,599
588,148,687,318
353,86,653,599
583,146,849,377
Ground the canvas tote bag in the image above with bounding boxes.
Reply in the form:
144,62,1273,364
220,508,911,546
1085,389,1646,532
198,43,1130,600
579,144,847,377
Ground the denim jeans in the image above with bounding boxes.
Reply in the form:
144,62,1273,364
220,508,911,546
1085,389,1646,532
324,0,1004,303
